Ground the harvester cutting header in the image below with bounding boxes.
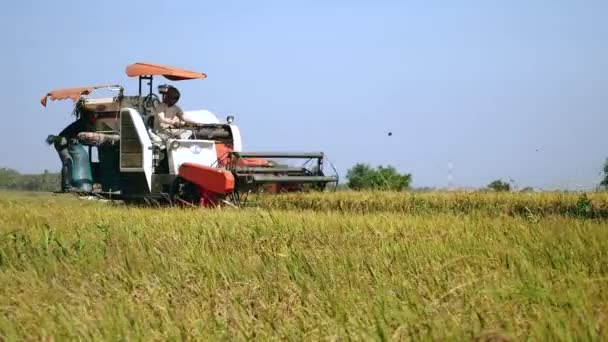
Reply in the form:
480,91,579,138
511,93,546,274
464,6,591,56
43,62,338,207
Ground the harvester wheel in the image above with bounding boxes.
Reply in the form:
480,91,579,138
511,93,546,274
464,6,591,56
169,177,200,208
169,176,228,208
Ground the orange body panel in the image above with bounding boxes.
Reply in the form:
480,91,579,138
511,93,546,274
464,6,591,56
178,163,234,195
125,62,207,81
214,143,233,166
215,143,272,168
238,158,273,167
41,84,121,107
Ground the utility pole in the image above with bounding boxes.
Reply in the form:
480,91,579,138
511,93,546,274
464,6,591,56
448,161,454,190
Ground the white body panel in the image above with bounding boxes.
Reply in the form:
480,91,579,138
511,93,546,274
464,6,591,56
120,108,153,191
118,106,241,182
83,97,122,112
180,109,242,151
182,109,220,124
167,139,218,175
229,124,242,151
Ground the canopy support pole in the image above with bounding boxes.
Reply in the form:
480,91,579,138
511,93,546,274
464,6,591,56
138,75,154,97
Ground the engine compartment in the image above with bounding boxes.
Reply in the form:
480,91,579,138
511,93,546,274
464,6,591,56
187,124,233,144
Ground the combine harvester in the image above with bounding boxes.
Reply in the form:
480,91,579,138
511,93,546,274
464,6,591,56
41,62,338,207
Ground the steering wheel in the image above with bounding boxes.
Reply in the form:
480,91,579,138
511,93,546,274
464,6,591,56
141,93,160,127
143,93,160,112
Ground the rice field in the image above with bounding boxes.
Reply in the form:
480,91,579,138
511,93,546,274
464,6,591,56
253,190,608,218
0,190,607,340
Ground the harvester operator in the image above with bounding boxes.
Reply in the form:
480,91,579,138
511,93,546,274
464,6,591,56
153,85,197,139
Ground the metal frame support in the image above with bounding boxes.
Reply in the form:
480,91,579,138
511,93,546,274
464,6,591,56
317,157,323,176
138,75,154,97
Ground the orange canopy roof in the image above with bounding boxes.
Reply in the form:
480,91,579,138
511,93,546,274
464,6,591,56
41,84,121,107
125,62,207,80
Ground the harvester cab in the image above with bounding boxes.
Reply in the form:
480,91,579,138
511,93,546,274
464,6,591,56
41,62,338,207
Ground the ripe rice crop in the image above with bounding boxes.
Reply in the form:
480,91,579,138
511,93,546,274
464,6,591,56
253,190,608,218
0,191,607,340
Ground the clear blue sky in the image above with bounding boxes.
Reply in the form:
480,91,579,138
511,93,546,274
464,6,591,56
1,0,607,189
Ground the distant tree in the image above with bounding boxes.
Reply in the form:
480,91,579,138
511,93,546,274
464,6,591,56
0,167,60,192
487,179,511,192
346,163,412,191
0,168,20,189
600,158,608,190
345,163,375,190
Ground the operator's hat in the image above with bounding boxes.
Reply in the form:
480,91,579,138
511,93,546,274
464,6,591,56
158,84,180,99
